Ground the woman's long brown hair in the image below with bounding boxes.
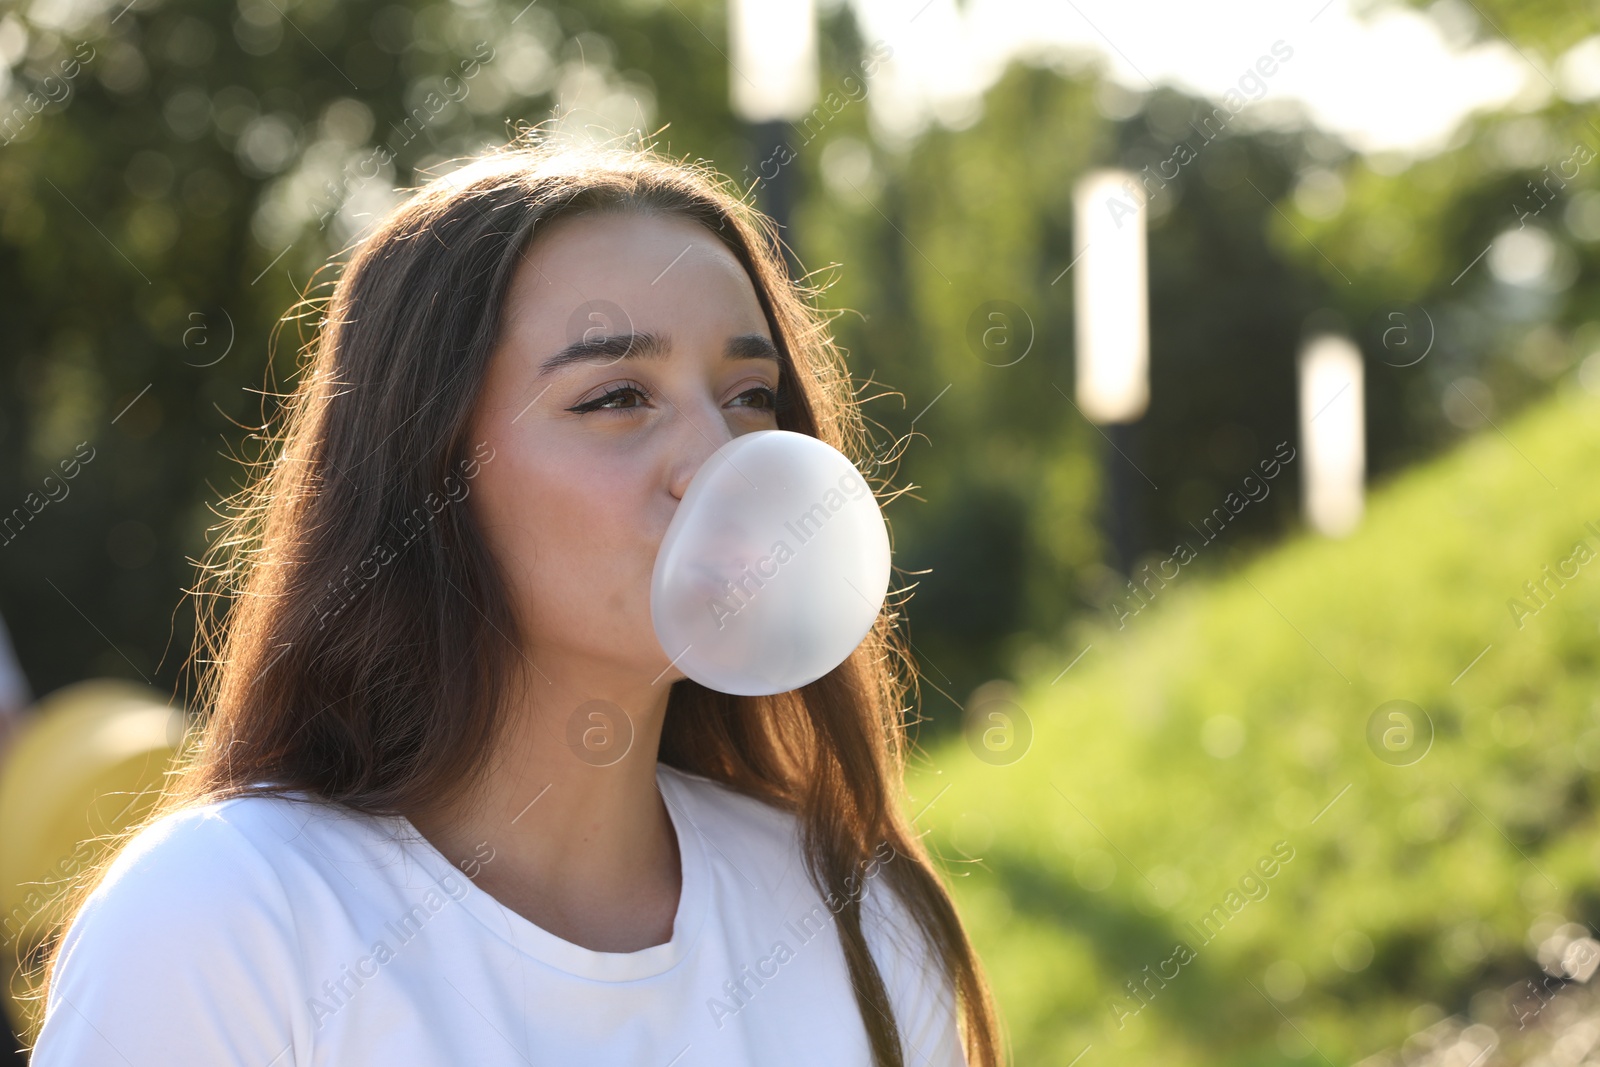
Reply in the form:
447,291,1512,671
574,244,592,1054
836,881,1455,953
32,130,1006,1067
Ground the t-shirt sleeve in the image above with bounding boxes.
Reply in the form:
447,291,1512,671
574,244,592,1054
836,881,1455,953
860,871,968,1067
29,805,310,1067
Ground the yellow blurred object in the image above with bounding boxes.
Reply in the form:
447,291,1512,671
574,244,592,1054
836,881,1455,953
0,679,186,1042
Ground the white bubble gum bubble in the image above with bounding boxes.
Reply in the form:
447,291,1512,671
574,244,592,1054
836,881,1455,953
650,430,891,696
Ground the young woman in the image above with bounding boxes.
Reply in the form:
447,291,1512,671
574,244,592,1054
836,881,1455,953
28,134,1005,1067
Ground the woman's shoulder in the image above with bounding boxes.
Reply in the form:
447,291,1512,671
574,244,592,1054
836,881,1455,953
56,787,408,974
88,788,373,902
33,793,333,1064
47,793,332,982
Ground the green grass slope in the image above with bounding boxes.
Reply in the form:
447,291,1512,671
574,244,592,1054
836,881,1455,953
902,382,1600,1066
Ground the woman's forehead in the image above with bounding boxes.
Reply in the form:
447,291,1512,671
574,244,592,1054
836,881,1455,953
501,212,766,338
524,210,740,277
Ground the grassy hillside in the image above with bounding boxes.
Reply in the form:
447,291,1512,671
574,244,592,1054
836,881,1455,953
902,381,1600,1065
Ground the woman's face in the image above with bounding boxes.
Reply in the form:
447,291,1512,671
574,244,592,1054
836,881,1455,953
467,210,785,693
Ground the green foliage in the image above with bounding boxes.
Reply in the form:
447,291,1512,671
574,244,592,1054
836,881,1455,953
1397,0,1594,57
1268,103,1600,474
906,381,1600,1063
2,0,1599,1059
798,48,1598,720
795,61,1114,707
799,63,1461,713
0,0,740,696
5,0,1594,725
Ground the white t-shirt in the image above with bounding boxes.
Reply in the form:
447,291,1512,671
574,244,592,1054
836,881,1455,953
32,762,965,1066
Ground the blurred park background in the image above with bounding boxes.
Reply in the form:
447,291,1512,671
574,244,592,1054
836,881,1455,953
2,0,1599,1062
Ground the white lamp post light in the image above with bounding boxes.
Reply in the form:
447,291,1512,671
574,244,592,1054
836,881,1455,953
729,0,818,123
1073,168,1150,425
1299,334,1365,537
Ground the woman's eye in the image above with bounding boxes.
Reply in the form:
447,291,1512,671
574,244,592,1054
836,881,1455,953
733,386,781,410
569,385,649,413
567,383,785,415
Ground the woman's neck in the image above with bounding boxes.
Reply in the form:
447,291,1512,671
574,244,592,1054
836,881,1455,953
407,668,684,952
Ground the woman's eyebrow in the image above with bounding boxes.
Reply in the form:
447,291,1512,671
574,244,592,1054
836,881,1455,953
725,333,781,363
536,331,780,379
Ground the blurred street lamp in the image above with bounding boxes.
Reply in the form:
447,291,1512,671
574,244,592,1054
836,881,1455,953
729,0,818,123
729,0,818,277
1299,334,1366,537
1073,169,1150,573
1074,169,1150,424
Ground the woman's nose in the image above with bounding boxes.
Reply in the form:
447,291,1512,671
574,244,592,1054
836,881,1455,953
666,395,740,502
